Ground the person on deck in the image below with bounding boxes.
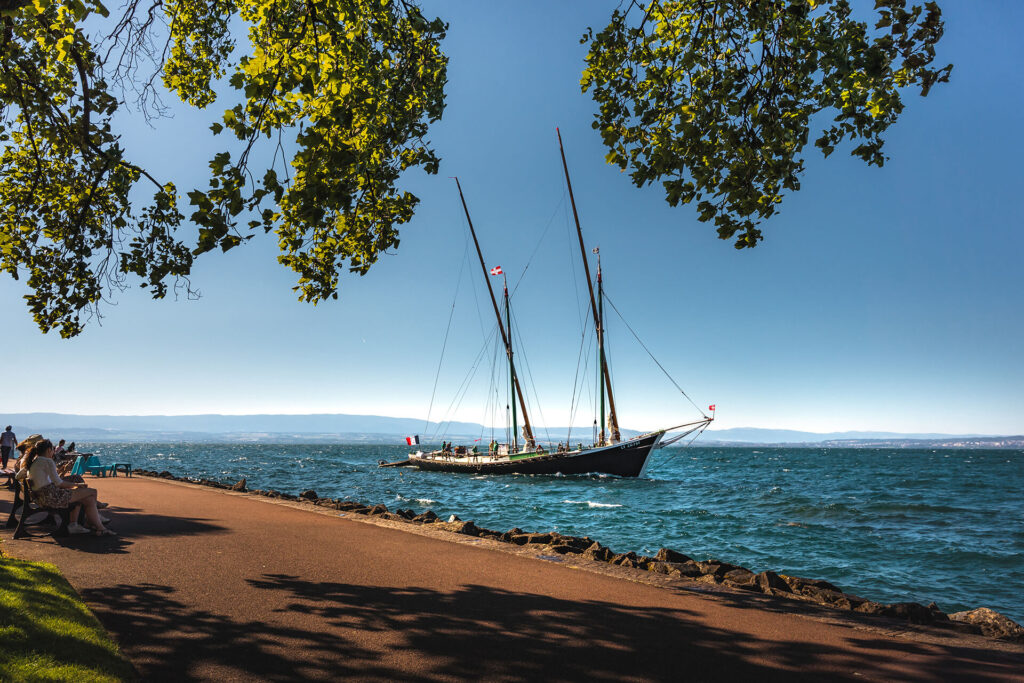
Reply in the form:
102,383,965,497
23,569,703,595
1,426,16,469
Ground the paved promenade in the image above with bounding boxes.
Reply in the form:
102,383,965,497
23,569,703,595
3,477,1022,681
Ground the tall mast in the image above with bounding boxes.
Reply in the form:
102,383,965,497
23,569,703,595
504,279,517,453
453,177,535,451
598,253,606,446
557,128,621,443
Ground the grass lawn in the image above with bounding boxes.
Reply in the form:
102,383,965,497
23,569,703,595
0,556,135,682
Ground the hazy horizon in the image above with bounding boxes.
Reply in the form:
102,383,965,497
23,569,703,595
2,411,1018,442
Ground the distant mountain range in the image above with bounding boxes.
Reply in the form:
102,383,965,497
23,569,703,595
1,413,1020,448
699,428,1023,449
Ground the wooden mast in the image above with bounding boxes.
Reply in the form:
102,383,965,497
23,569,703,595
597,252,606,446
557,128,621,444
453,177,535,451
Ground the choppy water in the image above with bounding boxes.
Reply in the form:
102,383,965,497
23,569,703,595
88,443,1023,622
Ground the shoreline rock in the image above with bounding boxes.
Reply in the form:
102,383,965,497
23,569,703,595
130,468,1023,643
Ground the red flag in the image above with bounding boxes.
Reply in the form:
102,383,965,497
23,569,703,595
708,404,716,411
490,266,503,275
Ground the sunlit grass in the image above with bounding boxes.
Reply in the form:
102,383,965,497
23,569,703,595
0,557,134,682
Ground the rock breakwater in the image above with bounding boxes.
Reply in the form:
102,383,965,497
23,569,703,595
135,469,1024,643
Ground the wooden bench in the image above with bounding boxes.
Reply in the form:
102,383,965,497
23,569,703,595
9,480,72,539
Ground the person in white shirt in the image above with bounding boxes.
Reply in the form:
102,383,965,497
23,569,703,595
17,439,113,536
1,426,16,469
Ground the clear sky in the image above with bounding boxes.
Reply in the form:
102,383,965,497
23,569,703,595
2,1,1022,435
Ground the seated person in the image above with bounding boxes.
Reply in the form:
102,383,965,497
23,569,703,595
17,438,113,534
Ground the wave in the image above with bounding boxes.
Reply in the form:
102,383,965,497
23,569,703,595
563,499,623,509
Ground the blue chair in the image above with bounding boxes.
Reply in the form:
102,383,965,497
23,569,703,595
69,456,87,476
80,455,110,477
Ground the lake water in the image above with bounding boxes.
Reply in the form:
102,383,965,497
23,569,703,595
87,442,1023,622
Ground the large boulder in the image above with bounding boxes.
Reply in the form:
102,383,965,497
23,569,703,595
882,602,944,625
697,561,740,579
948,608,1024,641
780,575,841,595
635,555,656,570
649,561,703,578
582,542,614,562
854,601,888,616
755,571,791,594
722,569,758,590
548,536,587,555
231,478,247,492
655,548,692,564
610,552,639,568
298,489,318,501
551,534,592,551
413,510,439,523
509,532,553,546
457,521,482,536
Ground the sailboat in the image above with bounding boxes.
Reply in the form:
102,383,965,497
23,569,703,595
381,131,712,477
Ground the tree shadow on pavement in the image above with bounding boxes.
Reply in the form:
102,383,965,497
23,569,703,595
76,572,994,683
1,509,227,555
666,585,1024,681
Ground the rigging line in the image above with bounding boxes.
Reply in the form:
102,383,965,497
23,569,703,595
603,292,707,417
564,201,587,332
509,305,551,446
460,229,488,340
656,422,711,465
442,336,494,442
483,322,503,444
568,326,596,446
492,328,502,441
510,189,568,298
432,324,497,441
566,323,591,445
424,239,472,433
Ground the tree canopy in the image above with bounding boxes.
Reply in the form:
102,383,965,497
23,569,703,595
0,0,949,336
582,0,951,248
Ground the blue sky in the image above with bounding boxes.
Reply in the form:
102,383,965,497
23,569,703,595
2,1,1021,435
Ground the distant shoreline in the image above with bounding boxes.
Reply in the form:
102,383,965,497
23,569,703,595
2,412,1022,448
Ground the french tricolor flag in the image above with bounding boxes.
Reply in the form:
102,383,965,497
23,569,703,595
406,435,420,446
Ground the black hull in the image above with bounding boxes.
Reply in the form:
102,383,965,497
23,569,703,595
407,432,662,477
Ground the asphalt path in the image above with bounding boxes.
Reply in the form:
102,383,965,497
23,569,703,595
3,476,1021,682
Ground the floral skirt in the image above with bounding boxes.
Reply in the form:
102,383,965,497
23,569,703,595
34,483,71,508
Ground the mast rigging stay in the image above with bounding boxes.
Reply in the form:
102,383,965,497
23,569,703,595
453,177,535,451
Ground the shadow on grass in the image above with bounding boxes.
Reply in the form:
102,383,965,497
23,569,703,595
0,557,135,681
